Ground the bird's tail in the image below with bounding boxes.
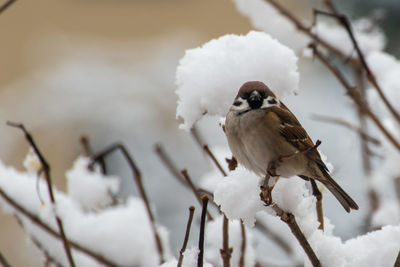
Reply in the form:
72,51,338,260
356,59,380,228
320,173,359,213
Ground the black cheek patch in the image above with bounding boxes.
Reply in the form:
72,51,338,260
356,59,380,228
268,98,277,104
233,101,242,106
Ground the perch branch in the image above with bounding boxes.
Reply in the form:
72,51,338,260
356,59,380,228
310,45,400,151
198,196,209,267
7,121,75,267
178,206,195,267
260,180,320,267
181,170,213,220
0,188,118,267
90,143,164,264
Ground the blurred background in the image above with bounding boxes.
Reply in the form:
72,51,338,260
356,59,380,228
0,0,399,266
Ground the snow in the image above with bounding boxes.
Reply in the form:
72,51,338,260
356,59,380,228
313,18,386,58
232,0,308,52
0,156,170,267
176,31,299,130
205,216,256,267
161,247,213,267
66,157,120,210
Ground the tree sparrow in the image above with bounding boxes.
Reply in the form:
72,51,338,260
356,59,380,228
225,81,358,212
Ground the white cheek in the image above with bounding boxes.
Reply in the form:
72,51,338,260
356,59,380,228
230,98,249,112
261,97,280,109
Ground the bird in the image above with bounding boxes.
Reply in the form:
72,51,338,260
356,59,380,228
224,81,358,212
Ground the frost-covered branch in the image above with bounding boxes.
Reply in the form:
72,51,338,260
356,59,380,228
90,143,165,264
7,121,76,267
310,45,400,151
0,187,118,267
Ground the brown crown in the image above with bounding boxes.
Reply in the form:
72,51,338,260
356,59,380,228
236,81,276,99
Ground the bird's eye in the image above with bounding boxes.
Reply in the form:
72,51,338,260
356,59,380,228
233,100,242,106
268,98,277,105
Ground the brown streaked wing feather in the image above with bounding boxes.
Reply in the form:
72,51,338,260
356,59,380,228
270,105,324,167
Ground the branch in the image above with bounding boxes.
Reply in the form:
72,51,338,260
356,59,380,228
198,196,209,267
90,143,164,264
154,144,186,185
220,215,232,267
314,10,400,124
239,220,246,267
0,252,11,267
394,250,400,267
0,0,17,15
311,114,381,145
203,145,227,176
260,174,320,266
0,187,118,267
309,46,400,151
181,170,213,220
177,206,195,267
7,121,75,267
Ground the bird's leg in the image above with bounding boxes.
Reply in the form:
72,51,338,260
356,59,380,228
310,179,324,231
260,161,281,206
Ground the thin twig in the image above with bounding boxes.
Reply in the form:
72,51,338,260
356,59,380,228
394,250,400,267
395,177,400,208
0,252,11,267
80,136,92,157
204,145,227,176
314,9,400,124
312,114,381,145
310,45,400,151
0,187,118,267
32,237,63,267
7,121,75,267
310,180,324,231
90,143,164,264
198,196,209,267
181,170,213,220
0,0,17,15
239,220,246,267
154,144,186,185
178,206,195,267
263,0,349,61
221,215,232,267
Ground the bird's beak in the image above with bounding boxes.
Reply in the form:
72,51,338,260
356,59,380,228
248,90,263,109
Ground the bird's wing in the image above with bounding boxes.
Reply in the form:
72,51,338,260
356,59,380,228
271,104,328,172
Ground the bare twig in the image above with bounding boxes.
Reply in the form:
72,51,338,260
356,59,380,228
394,250,400,267
333,12,400,124
0,252,11,267
7,121,75,267
310,180,324,231
239,220,246,267
395,177,400,208
310,45,400,151
312,114,381,145
204,145,227,176
0,0,17,15
0,187,118,267
90,143,164,264
31,237,63,267
263,0,349,61
154,144,186,185
80,136,92,157
198,196,209,267
181,170,213,220
178,206,195,267
221,215,232,267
